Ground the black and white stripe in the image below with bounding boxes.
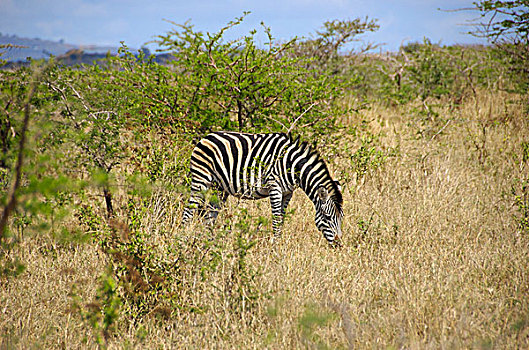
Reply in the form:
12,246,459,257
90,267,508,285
182,131,343,244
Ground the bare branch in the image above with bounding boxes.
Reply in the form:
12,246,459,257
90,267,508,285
287,101,319,134
0,64,48,241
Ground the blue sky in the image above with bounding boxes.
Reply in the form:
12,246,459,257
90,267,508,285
0,0,488,51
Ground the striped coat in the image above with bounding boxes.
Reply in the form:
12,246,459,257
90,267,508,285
182,131,343,244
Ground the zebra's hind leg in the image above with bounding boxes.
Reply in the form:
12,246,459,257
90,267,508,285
182,178,211,226
181,192,202,226
204,189,228,226
182,181,227,227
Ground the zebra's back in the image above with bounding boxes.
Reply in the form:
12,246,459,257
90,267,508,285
190,132,290,198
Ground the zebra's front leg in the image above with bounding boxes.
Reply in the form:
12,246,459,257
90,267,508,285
281,191,293,217
269,187,284,239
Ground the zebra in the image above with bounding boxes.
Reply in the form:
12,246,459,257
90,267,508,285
181,131,344,244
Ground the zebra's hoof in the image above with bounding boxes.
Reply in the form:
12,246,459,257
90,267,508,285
270,234,281,244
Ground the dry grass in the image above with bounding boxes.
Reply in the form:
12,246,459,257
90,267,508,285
1,91,528,349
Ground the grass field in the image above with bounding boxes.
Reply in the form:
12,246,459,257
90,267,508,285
1,90,528,349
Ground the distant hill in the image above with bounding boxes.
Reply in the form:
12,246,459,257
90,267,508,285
0,34,174,68
0,33,120,62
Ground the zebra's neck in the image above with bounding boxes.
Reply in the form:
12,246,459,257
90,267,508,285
284,141,334,203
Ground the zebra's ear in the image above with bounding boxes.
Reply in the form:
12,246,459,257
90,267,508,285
333,180,342,192
317,186,329,202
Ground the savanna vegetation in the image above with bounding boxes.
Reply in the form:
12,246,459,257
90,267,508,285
1,4,528,348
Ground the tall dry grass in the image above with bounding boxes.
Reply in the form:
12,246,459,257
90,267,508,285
1,91,528,349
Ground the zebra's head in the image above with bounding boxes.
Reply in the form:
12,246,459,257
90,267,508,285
314,180,343,245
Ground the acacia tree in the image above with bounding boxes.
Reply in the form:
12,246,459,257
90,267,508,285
467,1,529,90
470,0,528,42
290,18,379,77
154,13,350,137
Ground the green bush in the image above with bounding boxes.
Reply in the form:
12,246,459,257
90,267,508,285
153,13,349,138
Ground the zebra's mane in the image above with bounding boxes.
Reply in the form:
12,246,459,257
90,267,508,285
288,134,343,216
